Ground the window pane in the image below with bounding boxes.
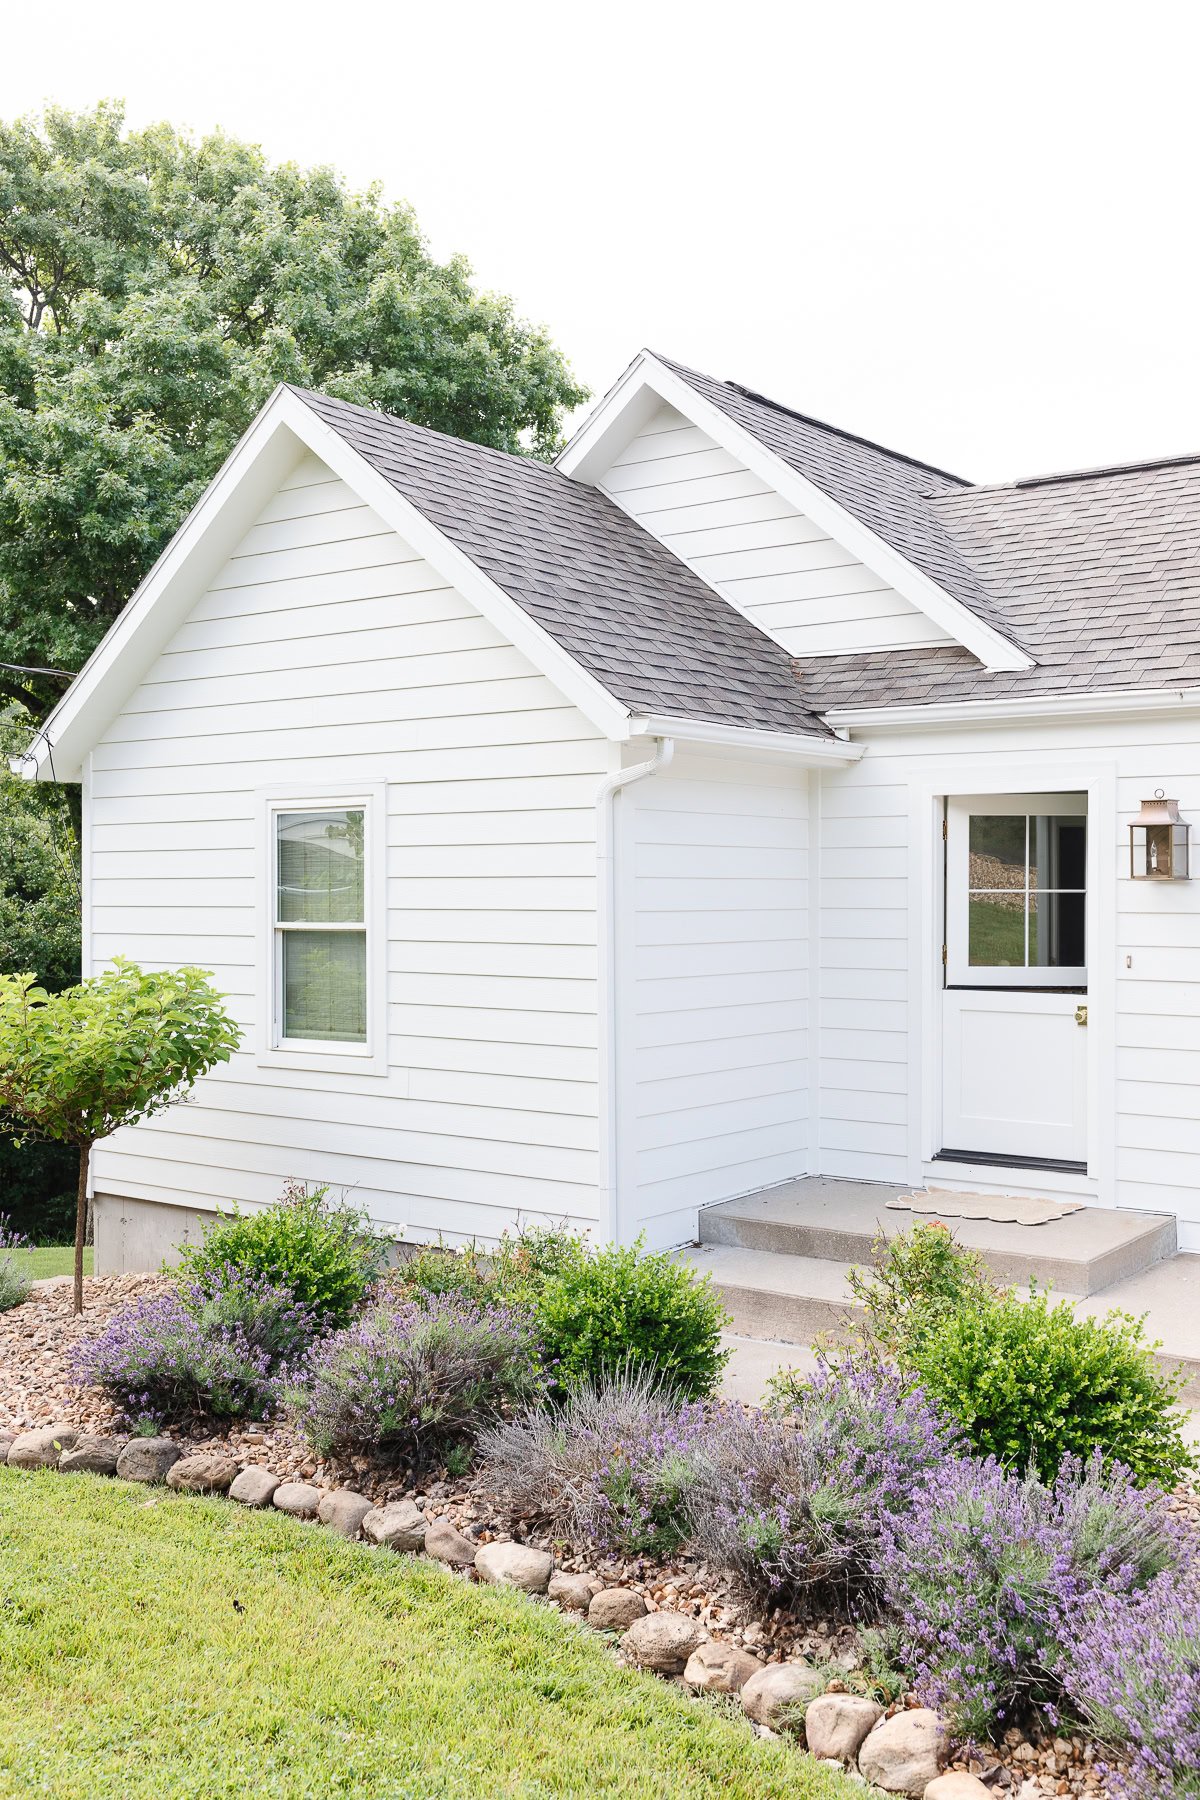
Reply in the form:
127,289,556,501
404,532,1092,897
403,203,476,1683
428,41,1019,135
282,930,367,1042
1030,815,1086,893
1030,891,1086,969
969,815,1026,893
968,894,1026,966
278,811,364,923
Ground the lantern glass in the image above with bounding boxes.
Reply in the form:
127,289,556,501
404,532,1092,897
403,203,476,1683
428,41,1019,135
1129,796,1190,880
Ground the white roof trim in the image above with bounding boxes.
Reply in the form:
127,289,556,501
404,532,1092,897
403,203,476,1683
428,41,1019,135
628,712,863,763
558,351,1033,675
824,686,1200,733
17,388,633,781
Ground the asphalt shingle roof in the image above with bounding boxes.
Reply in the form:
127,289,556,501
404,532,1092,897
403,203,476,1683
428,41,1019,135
292,387,831,738
664,357,1200,710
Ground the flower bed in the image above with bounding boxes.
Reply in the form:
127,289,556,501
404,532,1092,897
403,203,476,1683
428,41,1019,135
3,1201,1198,1799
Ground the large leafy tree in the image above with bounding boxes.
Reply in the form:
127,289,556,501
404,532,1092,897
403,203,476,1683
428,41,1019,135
0,101,586,718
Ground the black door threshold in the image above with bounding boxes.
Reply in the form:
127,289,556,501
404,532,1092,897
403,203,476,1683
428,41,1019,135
933,1148,1088,1177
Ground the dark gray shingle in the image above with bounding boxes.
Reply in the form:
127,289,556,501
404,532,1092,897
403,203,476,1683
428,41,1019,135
292,387,830,738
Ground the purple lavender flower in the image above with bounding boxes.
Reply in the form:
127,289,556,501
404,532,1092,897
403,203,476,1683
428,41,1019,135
287,1292,543,1462
0,1212,31,1312
689,1358,963,1606
877,1449,1196,1742
75,1264,316,1427
1060,1565,1200,1798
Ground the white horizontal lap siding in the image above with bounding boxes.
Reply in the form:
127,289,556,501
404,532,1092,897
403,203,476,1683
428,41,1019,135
598,403,952,657
818,716,1200,1244
88,450,612,1245
617,752,811,1249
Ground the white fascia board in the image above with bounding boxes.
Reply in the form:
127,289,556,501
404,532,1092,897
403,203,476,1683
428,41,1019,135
18,388,633,782
824,686,1200,734
628,712,864,763
560,352,1032,676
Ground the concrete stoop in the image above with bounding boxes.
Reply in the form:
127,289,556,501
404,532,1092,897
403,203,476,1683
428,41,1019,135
681,1176,1200,1402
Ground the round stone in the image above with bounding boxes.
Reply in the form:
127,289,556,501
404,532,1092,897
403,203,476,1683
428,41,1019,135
318,1490,374,1538
857,1709,947,1796
803,1692,884,1762
165,1453,238,1493
7,1425,78,1469
683,1639,761,1694
739,1661,825,1729
547,1572,593,1613
423,1517,477,1567
362,1500,427,1553
474,1541,553,1594
587,1587,648,1632
228,1466,281,1508
115,1437,181,1484
58,1435,124,1476
272,1481,323,1518
621,1611,706,1674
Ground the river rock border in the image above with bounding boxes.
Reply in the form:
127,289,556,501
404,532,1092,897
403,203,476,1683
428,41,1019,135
0,1423,1007,1799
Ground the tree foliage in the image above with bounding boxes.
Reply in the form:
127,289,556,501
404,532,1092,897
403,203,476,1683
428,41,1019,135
0,959,241,1309
0,100,587,717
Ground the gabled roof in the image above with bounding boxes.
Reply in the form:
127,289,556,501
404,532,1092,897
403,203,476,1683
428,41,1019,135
795,456,1200,710
293,390,832,737
558,350,1033,672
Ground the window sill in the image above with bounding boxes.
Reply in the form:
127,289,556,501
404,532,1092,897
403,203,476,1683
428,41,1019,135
255,1044,390,1079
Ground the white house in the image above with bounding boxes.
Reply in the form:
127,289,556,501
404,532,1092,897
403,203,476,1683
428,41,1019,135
18,349,1200,1268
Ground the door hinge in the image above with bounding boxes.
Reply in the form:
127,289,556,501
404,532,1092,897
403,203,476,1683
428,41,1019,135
941,942,948,966
942,816,948,840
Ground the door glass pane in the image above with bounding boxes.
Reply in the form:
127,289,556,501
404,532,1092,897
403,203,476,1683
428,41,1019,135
277,811,364,923
969,814,1026,888
968,894,1026,966
1031,891,1086,968
282,930,367,1042
1030,816,1086,893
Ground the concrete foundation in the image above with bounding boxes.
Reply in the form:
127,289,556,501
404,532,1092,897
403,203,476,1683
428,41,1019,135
93,1191,223,1274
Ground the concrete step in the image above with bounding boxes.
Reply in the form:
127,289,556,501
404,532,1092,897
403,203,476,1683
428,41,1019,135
682,1240,1200,1402
698,1176,1177,1297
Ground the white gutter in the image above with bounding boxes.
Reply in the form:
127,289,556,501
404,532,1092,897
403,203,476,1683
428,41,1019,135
825,685,1200,734
628,714,864,762
595,736,674,1245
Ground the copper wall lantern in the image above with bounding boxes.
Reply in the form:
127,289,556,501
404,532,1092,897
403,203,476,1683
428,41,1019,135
1130,792,1190,880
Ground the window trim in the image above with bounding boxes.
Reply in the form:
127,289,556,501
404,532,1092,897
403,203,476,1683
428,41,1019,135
946,792,1088,989
255,783,388,1076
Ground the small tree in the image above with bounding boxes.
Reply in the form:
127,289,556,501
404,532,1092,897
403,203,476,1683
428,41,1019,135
0,960,240,1312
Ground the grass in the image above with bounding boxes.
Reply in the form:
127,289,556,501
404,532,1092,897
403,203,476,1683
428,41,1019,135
0,1471,858,1800
7,1244,91,1280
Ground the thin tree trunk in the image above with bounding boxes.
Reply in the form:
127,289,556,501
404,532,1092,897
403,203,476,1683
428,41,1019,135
74,1142,90,1316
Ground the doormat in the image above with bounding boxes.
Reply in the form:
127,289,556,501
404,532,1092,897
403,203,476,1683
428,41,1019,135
886,1190,1086,1227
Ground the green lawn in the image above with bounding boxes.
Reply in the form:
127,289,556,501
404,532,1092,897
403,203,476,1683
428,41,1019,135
9,1244,91,1280
0,1471,856,1800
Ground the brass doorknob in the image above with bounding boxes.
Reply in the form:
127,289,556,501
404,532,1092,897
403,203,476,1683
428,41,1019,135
1075,1005,1088,1027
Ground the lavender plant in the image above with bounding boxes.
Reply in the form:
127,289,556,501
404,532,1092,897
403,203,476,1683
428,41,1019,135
76,1267,315,1426
878,1450,1194,1741
479,1368,717,1557
690,1359,962,1607
1061,1567,1200,1799
0,1213,31,1312
288,1293,543,1462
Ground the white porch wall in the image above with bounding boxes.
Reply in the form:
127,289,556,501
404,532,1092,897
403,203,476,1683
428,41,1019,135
87,450,612,1245
599,403,954,657
815,715,1200,1250
615,748,811,1248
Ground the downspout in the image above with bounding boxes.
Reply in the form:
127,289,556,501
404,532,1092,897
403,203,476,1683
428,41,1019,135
595,736,674,1245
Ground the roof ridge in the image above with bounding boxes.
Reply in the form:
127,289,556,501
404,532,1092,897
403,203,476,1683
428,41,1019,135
647,352,970,486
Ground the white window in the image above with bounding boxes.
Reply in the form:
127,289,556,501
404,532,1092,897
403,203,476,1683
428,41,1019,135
258,788,386,1072
945,793,1088,988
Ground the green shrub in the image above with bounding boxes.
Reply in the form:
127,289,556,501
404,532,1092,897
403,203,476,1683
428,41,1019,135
535,1238,728,1400
0,1216,30,1312
910,1286,1195,1487
844,1220,997,1363
179,1181,387,1327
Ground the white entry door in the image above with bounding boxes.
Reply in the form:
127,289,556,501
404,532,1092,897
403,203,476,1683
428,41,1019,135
941,794,1088,1168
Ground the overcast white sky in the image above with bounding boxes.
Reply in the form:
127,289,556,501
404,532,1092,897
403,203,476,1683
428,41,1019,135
3,0,1197,482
